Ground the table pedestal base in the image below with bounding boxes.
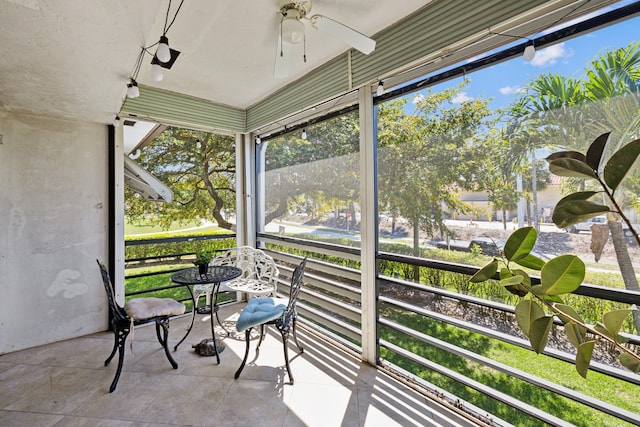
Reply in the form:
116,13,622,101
192,338,225,357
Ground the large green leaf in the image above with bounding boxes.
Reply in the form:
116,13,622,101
619,353,640,374
576,340,596,378
500,275,524,286
564,322,586,348
540,255,585,296
514,253,545,270
515,300,545,336
529,316,554,354
602,309,634,342
546,150,587,163
603,138,640,191
503,227,537,262
585,132,610,170
552,199,610,228
469,260,498,283
553,303,584,324
548,158,597,179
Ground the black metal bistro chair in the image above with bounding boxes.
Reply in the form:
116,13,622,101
234,258,307,384
96,260,185,392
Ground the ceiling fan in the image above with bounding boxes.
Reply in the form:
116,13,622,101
274,0,377,78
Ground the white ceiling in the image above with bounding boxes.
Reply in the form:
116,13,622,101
0,0,429,126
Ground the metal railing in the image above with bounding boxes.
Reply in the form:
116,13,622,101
258,232,640,427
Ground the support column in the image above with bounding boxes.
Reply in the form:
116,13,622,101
359,85,377,364
111,124,126,306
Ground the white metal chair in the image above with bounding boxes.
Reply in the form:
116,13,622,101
192,246,279,309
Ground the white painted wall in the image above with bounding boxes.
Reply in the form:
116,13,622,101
0,110,109,354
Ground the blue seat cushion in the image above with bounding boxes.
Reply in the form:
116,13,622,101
236,297,286,332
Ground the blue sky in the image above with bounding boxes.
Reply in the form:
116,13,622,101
409,1,639,113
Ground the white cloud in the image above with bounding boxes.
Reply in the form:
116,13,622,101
412,93,425,104
451,92,472,103
500,85,526,95
529,42,571,67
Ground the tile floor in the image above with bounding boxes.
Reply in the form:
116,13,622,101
1,304,482,426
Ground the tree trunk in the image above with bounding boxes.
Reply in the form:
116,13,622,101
412,220,421,282
609,221,640,333
502,208,507,230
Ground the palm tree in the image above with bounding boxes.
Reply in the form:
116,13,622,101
514,42,640,331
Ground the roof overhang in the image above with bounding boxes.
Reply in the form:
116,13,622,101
123,155,173,203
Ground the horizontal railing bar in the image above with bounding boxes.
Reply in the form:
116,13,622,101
380,295,640,385
298,302,362,343
125,267,185,280
380,340,574,427
380,318,639,424
378,251,640,305
125,233,235,246
267,249,362,282
298,318,363,354
301,289,362,324
259,234,361,261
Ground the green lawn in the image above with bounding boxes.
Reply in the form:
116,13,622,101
381,307,640,427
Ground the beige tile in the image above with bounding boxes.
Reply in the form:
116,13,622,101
0,304,481,427
0,410,64,427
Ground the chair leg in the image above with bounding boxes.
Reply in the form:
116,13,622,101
234,329,252,379
155,318,178,369
281,329,294,385
106,323,130,393
104,325,121,366
256,324,267,350
291,317,304,354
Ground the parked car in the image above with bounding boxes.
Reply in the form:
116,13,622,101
566,215,606,233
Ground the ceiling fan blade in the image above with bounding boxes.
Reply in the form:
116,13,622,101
274,35,293,78
310,15,376,55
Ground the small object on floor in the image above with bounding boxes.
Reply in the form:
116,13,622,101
192,338,224,356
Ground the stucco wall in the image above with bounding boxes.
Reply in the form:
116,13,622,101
0,110,109,354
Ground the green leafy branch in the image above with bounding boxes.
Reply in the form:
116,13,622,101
547,132,640,246
470,226,640,377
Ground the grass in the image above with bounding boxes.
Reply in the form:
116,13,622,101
380,307,640,427
125,219,212,235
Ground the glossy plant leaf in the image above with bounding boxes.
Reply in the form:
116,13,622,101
503,227,537,262
603,309,634,342
594,322,614,340
529,315,554,354
603,138,640,192
546,150,587,163
500,275,524,286
515,299,545,336
469,260,498,283
576,340,596,378
552,199,610,228
585,132,610,170
548,158,597,179
503,269,530,296
564,322,586,348
540,255,585,295
619,353,640,373
514,253,545,270
553,303,584,325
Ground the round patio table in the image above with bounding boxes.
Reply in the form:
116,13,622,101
171,265,242,364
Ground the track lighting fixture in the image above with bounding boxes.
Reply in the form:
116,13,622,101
523,41,536,61
301,129,307,140
126,79,140,98
156,35,171,63
376,81,385,96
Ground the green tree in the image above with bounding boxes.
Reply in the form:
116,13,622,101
514,42,640,331
263,112,360,225
378,83,496,260
125,127,236,230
